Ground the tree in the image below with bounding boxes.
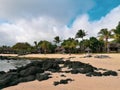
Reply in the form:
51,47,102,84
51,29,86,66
34,41,38,48
0,46,13,54
112,22,120,43
89,37,104,53
54,36,61,46
75,29,86,40
33,41,40,53
75,29,86,52
80,39,90,50
98,28,112,52
61,38,78,54
12,42,32,54
38,40,53,54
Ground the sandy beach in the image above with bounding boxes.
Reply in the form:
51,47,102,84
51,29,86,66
2,53,120,90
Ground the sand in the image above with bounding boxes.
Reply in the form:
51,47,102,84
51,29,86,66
2,53,120,90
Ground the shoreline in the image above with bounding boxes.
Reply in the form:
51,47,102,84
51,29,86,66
0,53,119,59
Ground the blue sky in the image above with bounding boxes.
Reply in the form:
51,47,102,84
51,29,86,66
68,0,120,27
0,0,120,45
88,0,120,21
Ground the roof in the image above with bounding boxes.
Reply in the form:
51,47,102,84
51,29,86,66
85,47,91,51
55,46,65,51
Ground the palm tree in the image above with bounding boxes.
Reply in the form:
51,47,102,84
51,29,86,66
112,22,120,43
54,36,61,46
34,41,40,53
98,28,112,52
75,29,86,40
75,29,86,52
34,41,37,46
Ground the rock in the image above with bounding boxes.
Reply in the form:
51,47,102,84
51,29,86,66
60,79,68,84
94,55,110,59
36,73,51,81
71,69,79,74
71,67,94,74
8,69,17,73
16,61,42,72
103,71,118,76
64,71,71,73
20,66,44,77
0,59,118,89
0,71,6,76
7,75,35,87
18,75,35,83
60,74,66,77
28,61,43,67
0,72,18,89
55,59,65,64
83,54,92,58
42,60,60,72
53,78,73,86
53,81,60,86
86,72,102,77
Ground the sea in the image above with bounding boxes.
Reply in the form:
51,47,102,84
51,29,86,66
0,59,31,72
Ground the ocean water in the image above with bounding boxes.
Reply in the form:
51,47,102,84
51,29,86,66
0,59,31,72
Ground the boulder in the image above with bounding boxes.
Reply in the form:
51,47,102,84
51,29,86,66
18,75,35,83
42,60,60,72
20,66,44,77
53,81,59,86
86,72,102,77
36,73,51,81
103,71,118,76
0,72,18,89
53,78,73,86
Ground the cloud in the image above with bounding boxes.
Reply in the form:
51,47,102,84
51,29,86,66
0,16,71,46
0,5,120,46
0,0,94,24
71,5,120,38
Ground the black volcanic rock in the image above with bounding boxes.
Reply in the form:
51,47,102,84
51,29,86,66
42,60,61,72
53,78,73,86
36,73,51,81
86,72,102,77
0,59,118,89
53,81,60,86
103,71,118,76
18,75,36,82
0,72,19,89
0,71,6,77
19,66,44,77
60,74,66,77
71,69,79,74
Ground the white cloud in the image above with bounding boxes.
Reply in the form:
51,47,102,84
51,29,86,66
0,5,120,46
71,5,120,38
0,17,71,46
0,0,94,24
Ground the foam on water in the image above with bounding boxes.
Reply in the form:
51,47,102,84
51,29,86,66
0,59,31,72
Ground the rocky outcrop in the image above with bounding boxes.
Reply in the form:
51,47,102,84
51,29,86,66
0,59,118,89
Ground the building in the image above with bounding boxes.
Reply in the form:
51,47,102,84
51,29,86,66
108,43,120,53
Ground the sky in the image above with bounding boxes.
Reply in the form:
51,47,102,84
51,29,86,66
0,0,120,46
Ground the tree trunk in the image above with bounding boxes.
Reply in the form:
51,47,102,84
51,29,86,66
105,38,109,53
44,49,47,55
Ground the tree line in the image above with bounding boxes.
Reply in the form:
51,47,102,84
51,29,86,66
0,22,120,54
